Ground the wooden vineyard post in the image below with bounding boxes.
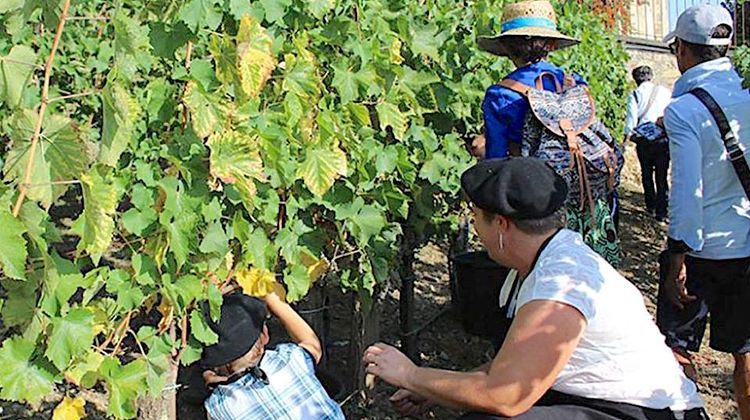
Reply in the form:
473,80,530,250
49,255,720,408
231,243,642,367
137,361,178,420
399,227,418,361
349,293,380,392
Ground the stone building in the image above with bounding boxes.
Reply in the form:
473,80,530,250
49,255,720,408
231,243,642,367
623,0,748,87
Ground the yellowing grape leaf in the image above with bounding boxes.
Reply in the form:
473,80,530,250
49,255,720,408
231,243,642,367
236,16,275,98
236,267,277,297
4,110,90,208
207,130,266,209
52,396,85,420
184,81,226,138
100,81,141,167
157,298,174,333
64,351,104,388
299,251,329,283
389,38,404,65
75,170,119,264
297,146,347,197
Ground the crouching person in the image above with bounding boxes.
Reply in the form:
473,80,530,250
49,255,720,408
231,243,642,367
364,158,706,419
201,291,345,420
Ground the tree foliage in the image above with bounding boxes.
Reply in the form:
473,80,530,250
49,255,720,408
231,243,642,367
0,0,628,416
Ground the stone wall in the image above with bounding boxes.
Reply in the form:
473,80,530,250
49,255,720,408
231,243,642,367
626,47,681,88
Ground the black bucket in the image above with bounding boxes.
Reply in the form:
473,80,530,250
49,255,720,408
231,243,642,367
449,251,512,339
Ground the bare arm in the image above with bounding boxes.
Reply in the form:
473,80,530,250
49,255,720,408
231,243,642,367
265,292,323,364
365,300,586,417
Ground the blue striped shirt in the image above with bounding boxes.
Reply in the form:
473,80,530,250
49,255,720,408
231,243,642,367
205,343,345,420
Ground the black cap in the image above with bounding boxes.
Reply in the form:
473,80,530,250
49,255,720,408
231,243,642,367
200,293,268,368
461,157,568,220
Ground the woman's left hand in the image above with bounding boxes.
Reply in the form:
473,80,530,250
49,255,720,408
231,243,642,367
363,343,417,389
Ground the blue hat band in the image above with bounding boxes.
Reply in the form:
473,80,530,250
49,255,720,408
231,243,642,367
502,16,557,33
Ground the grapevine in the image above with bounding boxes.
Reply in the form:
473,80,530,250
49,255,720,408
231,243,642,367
0,0,629,417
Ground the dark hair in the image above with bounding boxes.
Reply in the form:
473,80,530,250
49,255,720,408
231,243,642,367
632,66,653,85
503,35,557,63
481,206,567,235
681,24,732,63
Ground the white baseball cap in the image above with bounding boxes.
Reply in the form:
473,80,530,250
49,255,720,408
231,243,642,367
663,4,734,46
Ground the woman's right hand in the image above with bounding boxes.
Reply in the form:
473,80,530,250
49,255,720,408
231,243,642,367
389,389,431,417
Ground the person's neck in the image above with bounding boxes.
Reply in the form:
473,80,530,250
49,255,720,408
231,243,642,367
229,349,264,375
512,229,559,279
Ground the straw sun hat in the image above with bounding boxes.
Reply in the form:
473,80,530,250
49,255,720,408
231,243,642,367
477,0,579,56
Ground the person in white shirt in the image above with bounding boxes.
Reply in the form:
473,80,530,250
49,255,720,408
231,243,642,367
658,5,750,419
624,65,672,220
364,158,706,419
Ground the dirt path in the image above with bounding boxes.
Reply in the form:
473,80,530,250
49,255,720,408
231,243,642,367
345,146,739,419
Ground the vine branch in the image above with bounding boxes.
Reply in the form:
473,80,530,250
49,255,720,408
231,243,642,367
12,0,72,217
47,90,99,104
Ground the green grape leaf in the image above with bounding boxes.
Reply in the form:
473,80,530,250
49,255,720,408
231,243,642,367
411,25,440,60
179,0,223,32
121,207,157,236
184,81,226,138
101,81,141,167
65,351,104,389
189,310,219,345
145,353,170,397
0,0,24,13
113,11,151,58
76,170,118,264
45,307,95,371
179,337,203,366
4,110,89,208
332,63,359,104
0,277,37,328
0,337,55,405
297,147,347,197
282,53,320,99
376,102,408,139
236,16,275,98
208,35,237,88
0,45,36,109
198,221,229,257
149,22,191,59
100,358,148,419
260,0,291,23
352,205,386,245
207,130,266,209
0,205,28,280
306,0,335,19
228,0,255,20
284,264,310,302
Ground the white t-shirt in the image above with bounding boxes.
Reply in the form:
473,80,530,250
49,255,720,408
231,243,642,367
514,229,703,411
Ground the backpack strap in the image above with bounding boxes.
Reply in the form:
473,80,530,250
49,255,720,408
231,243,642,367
689,87,750,200
499,79,531,96
535,72,562,93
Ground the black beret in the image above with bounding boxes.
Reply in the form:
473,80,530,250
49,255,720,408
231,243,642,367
461,157,568,220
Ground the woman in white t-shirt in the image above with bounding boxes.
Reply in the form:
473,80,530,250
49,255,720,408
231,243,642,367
364,157,706,419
